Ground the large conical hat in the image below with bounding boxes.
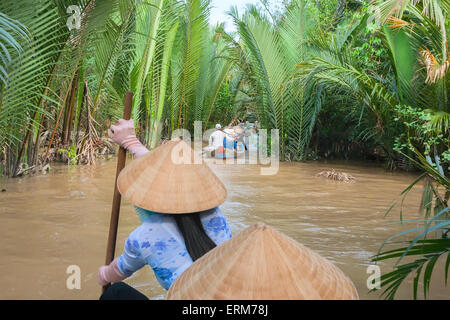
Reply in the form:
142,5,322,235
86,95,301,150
117,139,227,214
166,223,359,299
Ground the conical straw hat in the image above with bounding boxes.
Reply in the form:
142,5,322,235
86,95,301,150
233,125,244,134
223,128,235,136
117,139,227,214
166,223,359,299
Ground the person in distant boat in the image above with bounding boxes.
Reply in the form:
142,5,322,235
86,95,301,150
221,127,238,158
208,124,226,158
98,119,232,300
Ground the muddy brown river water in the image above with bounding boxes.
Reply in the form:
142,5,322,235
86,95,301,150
0,158,448,299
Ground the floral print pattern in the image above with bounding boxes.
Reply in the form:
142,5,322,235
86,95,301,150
117,207,232,290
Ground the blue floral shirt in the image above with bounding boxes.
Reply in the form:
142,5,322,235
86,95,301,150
117,206,232,290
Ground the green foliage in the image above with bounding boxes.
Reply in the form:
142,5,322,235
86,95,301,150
0,0,237,175
373,236,450,300
372,123,449,299
1,0,444,172
372,200,449,299
209,80,235,126
229,0,319,160
393,105,449,165
0,12,29,85
351,32,389,74
58,145,78,165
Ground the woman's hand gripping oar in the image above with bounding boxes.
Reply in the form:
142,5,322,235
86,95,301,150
102,91,133,294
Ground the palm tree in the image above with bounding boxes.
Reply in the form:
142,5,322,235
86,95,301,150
373,0,449,122
0,0,131,175
296,31,400,162
0,0,240,177
296,0,448,164
365,0,449,299
153,0,233,144
229,0,319,160
372,147,449,299
294,0,449,298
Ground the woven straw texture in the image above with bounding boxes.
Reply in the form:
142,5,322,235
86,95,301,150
117,139,227,214
166,223,359,300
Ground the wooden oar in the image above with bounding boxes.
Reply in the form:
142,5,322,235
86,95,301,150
102,91,133,293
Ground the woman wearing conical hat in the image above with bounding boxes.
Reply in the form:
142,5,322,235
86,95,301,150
97,119,232,299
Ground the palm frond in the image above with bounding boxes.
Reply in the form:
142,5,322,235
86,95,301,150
0,12,30,85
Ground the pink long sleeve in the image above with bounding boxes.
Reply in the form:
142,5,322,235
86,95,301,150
121,136,150,158
98,258,127,286
107,119,150,158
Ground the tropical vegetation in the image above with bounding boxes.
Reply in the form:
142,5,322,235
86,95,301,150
0,0,448,299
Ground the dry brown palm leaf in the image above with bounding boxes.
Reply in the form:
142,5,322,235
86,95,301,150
316,169,356,182
77,81,100,165
387,16,412,29
420,47,450,83
77,118,100,165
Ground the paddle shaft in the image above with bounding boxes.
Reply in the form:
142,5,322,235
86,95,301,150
102,91,133,294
